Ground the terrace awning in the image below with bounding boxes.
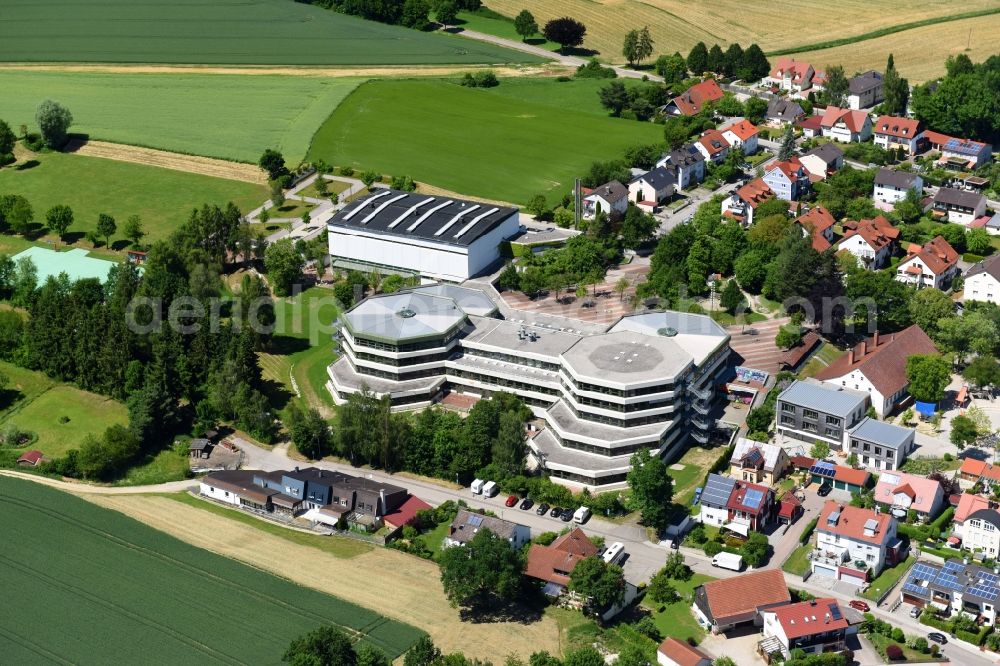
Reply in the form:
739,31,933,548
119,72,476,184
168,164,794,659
724,522,750,536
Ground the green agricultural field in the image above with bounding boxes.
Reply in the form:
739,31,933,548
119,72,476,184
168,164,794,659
0,477,424,663
307,79,663,204
0,361,127,458
0,72,363,163
483,77,649,117
0,0,538,65
0,151,266,245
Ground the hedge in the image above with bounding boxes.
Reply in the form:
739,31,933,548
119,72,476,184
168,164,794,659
800,517,819,544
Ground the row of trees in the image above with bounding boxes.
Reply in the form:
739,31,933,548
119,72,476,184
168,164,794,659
686,41,770,81
912,53,1000,145
0,195,146,248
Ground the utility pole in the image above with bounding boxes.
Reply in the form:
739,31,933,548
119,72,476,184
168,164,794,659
574,178,582,229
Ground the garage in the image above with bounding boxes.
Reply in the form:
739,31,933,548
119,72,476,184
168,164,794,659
813,565,837,578
902,595,926,608
839,566,868,585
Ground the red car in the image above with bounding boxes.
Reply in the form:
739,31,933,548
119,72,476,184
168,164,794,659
505,495,518,507
848,600,870,612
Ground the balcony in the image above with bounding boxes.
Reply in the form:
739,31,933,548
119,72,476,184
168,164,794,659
691,429,710,444
812,549,849,568
688,399,712,416
687,383,713,402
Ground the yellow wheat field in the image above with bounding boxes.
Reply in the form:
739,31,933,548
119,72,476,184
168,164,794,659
784,15,1000,82
489,0,998,76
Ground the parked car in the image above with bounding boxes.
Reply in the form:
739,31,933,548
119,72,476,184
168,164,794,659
817,483,833,497
573,507,591,524
519,498,534,511
848,600,870,612
536,503,550,516
927,632,947,645
560,508,574,522
505,495,518,508
910,606,922,619
550,506,563,518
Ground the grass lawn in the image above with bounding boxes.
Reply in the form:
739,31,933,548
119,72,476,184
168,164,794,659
0,0,536,65
861,556,914,601
0,151,267,246
0,477,421,662
0,361,127,458
307,78,663,205
450,9,559,53
782,544,812,576
114,443,191,486
0,72,364,163
670,446,726,505
424,520,453,559
707,309,767,326
297,178,352,200
481,77,648,117
642,573,713,646
164,491,372,558
267,200,316,220
866,632,942,662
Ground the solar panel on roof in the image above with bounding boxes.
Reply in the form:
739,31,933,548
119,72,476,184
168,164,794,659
467,514,484,527
810,464,836,478
743,488,765,509
829,605,842,621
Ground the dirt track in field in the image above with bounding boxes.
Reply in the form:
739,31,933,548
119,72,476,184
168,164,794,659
86,494,563,662
66,139,267,184
0,63,561,78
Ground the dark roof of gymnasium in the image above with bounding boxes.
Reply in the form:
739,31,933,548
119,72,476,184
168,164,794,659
328,189,518,248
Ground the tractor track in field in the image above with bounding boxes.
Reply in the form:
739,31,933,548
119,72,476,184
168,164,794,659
0,63,560,78
64,138,267,184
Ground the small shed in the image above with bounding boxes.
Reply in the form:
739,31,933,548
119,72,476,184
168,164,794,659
188,438,213,459
17,450,45,467
777,492,803,525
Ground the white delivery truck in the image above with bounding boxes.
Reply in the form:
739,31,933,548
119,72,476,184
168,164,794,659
573,506,591,523
711,552,744,571
470,479,485,495
482,480,499,498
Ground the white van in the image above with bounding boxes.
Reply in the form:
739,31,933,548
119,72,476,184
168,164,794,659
602,542,625,565
711,552,744,571
482,481,499,498
470,479,485,495
573,506,591,524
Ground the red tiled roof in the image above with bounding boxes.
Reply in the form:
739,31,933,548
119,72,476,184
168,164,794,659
767,157,806,184
700,570,790,623
697,129,730,157
737,177,775,208
524,528,599,586
814,324,938,397
769,598,849,639
382,494,432,529
817,501,893,545
901,235,959,276
770,57,815,85
839,215,898,253
955,492,993,522
820,106,869,133
959,459,1000,484
726,480,772,515
791,455,816,469
671,80,724,116
874,115,921,140
795,206,836,252
834,466,870,487
657,638,710,666
17,450,43,465
725,119,759,141
797,115,823,131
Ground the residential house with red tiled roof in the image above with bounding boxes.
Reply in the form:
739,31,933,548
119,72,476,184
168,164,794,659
692,569,791,632
815,324,939,418
721,177,774,227
952,493,1000,557
797,115,823,138
795,206,836,252
698,473,775,534
657,638,711,666
873,115,923,155
959,459,1000,487
663,79,724,117
764,57,825,95
722,119,760,155
820,106,873,143
761,598,852,659
924,131,993,170
812,501,903,584
382,494,432,531
694,129,730,163
763,157,810,201
896,235,960,290
836,215,899,269
525,527,599,596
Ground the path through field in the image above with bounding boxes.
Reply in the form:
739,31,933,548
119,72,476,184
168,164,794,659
86,494,564,662
0,63,557,78
66,139,266,184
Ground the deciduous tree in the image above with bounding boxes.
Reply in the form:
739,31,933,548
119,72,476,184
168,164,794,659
543,17,587,53
823,65,849,108
45,204,73,239
96,213,116,248
264,238,304,296
626,451,673,530
123,214,145,247
906,354,951,404
687,42,708,75
258,149,289,181
282,625,356,666
438,527,524,608
513,10,538,41
35,99,73,148
568,556,626,613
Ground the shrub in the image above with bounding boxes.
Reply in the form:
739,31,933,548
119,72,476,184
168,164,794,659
703,541,723,556
800,517,818,544
910,637,928,654
633,616,660,641
575,58,617,79
885,644,903,661
890,628,904,643
337,165,355,177
0,152,14,167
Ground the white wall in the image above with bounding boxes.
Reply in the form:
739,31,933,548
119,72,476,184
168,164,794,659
201,482,241,506
966,272,1000,306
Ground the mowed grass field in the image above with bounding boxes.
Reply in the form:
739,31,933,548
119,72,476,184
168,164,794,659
483,0,998,72
0,151,266,245
0,72,363,163
785,15,1000,81
307,79,663,204
0,0,536,65
0,361,127,459
0,478,424,663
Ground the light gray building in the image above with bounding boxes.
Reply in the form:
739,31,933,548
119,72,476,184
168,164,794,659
776,380,869,447
845,417,915,471
328,286,732,490
444,509,530,549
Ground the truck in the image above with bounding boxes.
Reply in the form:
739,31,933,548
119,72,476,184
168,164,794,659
711,552,743,571
482,481,499,498
470,479,485,495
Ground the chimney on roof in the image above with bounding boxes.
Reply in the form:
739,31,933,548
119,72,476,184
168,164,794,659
873,330,879,347
860,340,867,356
848,348,854,364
